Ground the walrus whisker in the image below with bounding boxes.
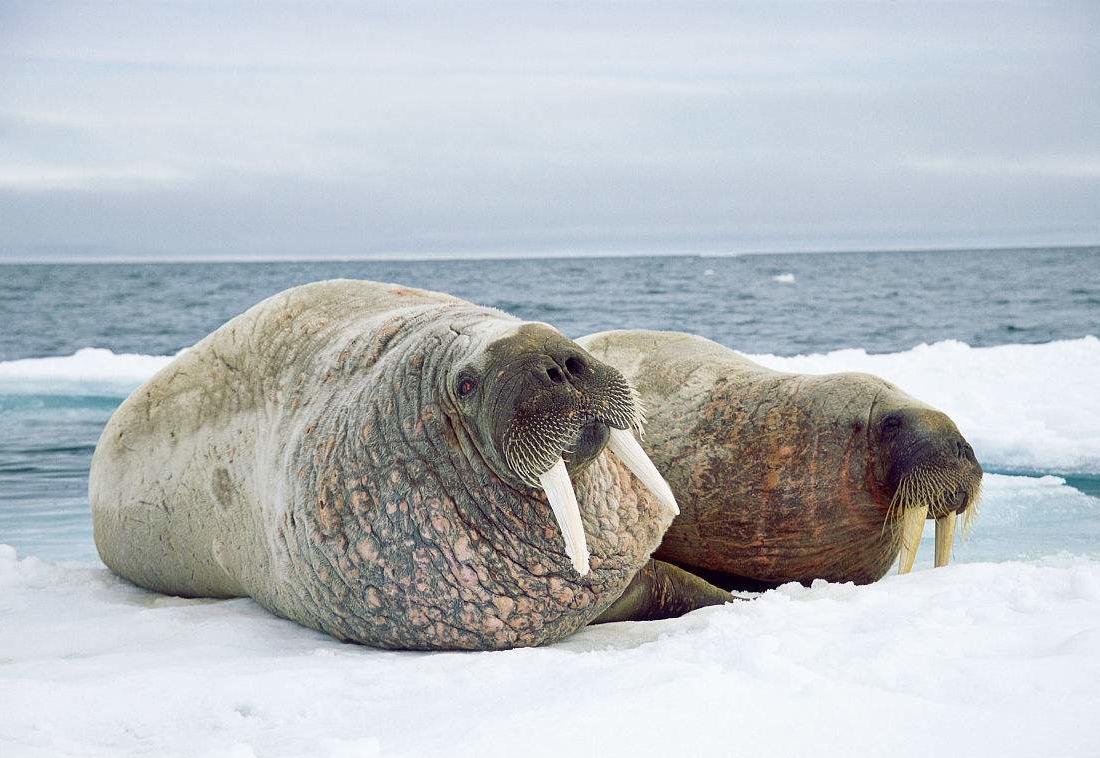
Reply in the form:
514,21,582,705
962,480,983,537
883,475,914,539
627,382,646,435
887,464,982,571
503,417,582,486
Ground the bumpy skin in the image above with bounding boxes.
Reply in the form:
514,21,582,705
90,282,672,650
579,330,982,588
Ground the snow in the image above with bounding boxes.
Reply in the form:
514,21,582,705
2,544,1099,757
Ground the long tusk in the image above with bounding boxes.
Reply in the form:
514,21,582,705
538,458,590,575
935,510,958,568
897,505,929,575
606,427,680,516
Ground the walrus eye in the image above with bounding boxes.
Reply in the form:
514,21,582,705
456,375,478,398
881,414,903,436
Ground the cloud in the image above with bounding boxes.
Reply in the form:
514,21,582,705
0,164,192,191
904,155,1100,179
0,1,1098,259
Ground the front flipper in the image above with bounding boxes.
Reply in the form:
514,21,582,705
593,559,737,623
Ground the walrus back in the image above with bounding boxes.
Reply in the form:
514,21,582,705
89,280,459,598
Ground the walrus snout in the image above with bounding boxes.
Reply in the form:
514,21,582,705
880,408,981,493
876,407,983,574
508,344,609,469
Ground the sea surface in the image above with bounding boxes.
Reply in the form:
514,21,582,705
1,246,1098,564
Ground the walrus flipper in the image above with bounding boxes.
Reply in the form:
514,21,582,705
593,559,736,623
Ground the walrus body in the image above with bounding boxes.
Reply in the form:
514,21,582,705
91,281,693,650
579,330,983,589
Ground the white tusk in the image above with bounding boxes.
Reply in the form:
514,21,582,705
935,510,958,568
606,427,680,516
538,458,590,576
897,505,929,575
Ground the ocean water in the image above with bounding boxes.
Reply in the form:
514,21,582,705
0,246,1098,565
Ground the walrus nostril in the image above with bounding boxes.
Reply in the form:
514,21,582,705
954,439,978,462
564,356,586,376
546,366,565,384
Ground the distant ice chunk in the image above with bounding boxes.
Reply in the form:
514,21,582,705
772,272,796,283
0,347,177,396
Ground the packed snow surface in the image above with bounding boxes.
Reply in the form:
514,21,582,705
2,545,1099,758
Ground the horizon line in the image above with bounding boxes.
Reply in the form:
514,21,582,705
1,242,1098,266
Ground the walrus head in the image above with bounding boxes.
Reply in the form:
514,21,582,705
448,322,678,575
871,395,983,573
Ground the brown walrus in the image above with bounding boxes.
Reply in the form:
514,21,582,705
580,330,983,592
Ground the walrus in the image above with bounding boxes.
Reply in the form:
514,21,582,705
578,330,983,590
90,281,705,650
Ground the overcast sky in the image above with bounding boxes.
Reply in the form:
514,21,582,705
1,1,1098,261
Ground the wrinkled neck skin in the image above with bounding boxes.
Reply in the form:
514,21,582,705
258,309,666,650
580,330,902,586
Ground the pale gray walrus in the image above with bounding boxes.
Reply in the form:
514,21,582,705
579,330,983,590
90,281,727,650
